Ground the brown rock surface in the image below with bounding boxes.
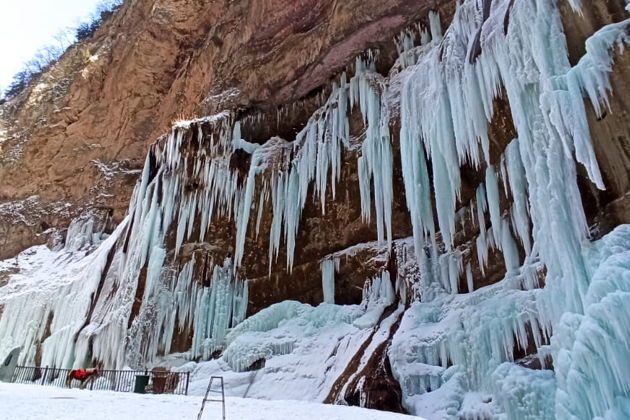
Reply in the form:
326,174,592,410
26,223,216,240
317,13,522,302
559,1,630,235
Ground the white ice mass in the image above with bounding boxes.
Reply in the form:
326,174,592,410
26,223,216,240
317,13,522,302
1,0,630,419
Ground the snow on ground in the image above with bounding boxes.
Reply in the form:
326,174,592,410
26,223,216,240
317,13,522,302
0,383,421,420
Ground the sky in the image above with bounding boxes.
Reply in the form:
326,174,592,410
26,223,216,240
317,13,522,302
0,0,104,93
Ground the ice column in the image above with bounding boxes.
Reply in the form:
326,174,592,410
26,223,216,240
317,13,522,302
321,258,340,304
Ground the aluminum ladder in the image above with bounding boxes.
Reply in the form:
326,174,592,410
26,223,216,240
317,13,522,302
197,376,225,420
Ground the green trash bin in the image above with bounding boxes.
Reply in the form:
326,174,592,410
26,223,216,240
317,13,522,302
134,375,150,393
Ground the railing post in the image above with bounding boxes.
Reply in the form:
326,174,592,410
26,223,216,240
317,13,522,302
41,366,49,385
185,372,190,396
11,366,20,383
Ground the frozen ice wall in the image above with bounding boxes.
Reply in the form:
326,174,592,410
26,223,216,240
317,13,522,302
389,0,630,418
0,6,442,373
0,113,252,369
0,215,119,367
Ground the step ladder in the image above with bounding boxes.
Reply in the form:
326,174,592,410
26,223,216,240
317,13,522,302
197,376,225,420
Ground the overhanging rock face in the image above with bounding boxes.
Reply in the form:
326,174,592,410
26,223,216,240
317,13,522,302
1,0,630,419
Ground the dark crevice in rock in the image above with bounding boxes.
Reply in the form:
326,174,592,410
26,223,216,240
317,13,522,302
325,303,406,414
80,244,117,337
127,265,148,329
513,323,553,371
34,312,55,367
341,310,406,413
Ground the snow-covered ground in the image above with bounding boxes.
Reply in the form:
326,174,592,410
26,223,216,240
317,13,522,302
0,383,420,420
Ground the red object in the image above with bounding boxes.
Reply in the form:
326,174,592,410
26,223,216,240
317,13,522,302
72,369,89,380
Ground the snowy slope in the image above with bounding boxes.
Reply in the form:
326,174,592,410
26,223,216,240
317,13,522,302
0,383,422,420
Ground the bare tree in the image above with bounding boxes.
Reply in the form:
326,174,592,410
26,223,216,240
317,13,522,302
4,0,125,100
53,28,75,52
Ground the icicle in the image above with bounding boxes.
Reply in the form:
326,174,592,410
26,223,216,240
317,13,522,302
320,258,340,304
466,262,474,293
485,166,502,247
352,55,394,248
428,11,442,40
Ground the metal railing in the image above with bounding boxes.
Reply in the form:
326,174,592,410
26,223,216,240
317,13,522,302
11,366,190,395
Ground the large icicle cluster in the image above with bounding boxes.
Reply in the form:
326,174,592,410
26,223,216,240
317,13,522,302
0,114,252,368
388,0,630,418
552,225,630,419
